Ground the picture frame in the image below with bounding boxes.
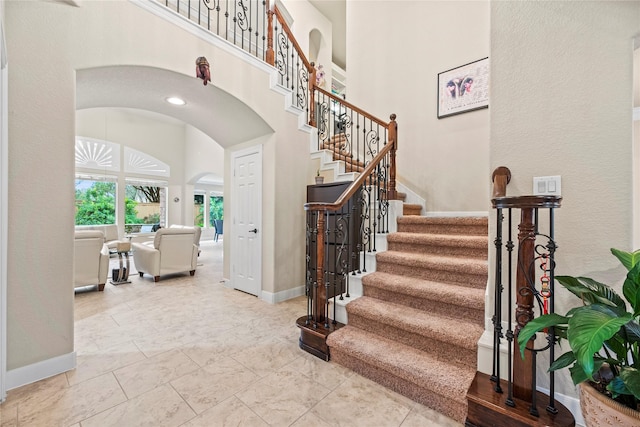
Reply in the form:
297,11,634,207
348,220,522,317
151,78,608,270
437,57,489,119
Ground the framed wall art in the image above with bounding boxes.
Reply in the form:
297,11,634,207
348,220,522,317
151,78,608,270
437,57,489,119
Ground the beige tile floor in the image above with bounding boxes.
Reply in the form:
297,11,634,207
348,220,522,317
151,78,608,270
0,239,462,427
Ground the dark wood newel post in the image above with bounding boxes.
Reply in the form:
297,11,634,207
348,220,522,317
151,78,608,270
315,211,326,323
266,1,274,66
387,113,398,200
513,207,536,402
309,63,317,127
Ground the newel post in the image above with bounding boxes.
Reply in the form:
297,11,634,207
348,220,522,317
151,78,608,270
387,114,398,200
513,207,536,402
309,63,317,128
492,166,511,198
266,1,275,66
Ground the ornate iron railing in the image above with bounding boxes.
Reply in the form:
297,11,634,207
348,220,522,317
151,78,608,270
303,126,396,332
159,0,270,59
153,0,400,356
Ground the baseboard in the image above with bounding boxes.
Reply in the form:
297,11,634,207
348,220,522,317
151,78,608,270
425,211,488,218
260,285,305,304
6,351,76,391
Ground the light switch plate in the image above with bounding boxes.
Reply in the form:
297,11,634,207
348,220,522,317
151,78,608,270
533,176,561,196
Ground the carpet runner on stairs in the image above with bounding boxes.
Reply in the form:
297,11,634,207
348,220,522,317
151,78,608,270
326,215,488,423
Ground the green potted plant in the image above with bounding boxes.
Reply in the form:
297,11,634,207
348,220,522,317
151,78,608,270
315,169,324,185
518,248,640,426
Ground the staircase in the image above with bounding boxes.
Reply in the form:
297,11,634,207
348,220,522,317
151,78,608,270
326,216,488,423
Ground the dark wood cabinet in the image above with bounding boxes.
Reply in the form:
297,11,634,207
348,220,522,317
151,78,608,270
307,181,362,300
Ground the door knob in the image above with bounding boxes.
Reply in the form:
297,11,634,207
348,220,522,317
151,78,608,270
249,228,258,233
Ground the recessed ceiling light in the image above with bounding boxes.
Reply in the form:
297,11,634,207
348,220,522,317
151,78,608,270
165,97,186,106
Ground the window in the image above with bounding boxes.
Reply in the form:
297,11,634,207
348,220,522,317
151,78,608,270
125,181,166,233
210,196,223,226
75,178,116,225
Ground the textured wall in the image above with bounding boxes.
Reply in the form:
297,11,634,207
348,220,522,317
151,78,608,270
346,1,491,213
490,1,640,398
5,0,309,373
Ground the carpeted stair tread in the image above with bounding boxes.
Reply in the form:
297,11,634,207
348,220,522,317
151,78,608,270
388,232,486,247
362,271,485,312
347,296,483,351
376,250,487,276
326,326,475,404
397,216,488,235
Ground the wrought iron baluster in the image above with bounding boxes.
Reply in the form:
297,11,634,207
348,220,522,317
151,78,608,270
492,208,504,393
506,208,515,407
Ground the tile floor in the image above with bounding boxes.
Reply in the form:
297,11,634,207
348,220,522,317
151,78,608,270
0,240,462,426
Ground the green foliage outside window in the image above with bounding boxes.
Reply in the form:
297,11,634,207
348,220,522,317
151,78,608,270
195,196,223,227
75,181,116,225
75,180,144,226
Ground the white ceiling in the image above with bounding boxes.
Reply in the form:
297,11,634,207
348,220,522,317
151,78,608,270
76,66,273,148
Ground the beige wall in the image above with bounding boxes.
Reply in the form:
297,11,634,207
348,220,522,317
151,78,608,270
346,1,491,213
490,1,640,398
5,0,309,373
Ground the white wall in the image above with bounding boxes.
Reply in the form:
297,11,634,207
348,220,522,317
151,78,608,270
184,124,224,185
346,1,490,213
281,0,333,88
5,0,309,377
490,1,640,399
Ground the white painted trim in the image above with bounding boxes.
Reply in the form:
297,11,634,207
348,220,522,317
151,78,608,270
634,106,640,121
6,352,76,391
396,181,426,210
260,285,305,304
425,211,489,218
0,15,7,402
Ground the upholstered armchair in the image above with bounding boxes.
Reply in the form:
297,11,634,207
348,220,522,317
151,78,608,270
132,227,198,282
74,230,110,291
75,224,120,252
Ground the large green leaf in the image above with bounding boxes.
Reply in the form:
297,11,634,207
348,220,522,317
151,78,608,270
611,248,640,271
623,321,640,346
619,367,640,400
567,309,633,377
556,276,626,312
623,262,640,315
570,360,604,385
518,313,567,358
549,351,575,372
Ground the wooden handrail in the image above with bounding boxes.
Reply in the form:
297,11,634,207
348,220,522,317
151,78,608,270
273,6,313,72
314,86,390,128
304,140,395,213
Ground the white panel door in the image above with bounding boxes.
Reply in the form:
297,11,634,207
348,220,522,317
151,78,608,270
232,147,261,296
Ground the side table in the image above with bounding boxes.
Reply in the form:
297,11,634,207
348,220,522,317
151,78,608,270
111,241,131,285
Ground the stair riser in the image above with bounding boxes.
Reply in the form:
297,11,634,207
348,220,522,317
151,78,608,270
362,286,484,327
357,252,377,273
375,260,487,289
387,241,487,260
397,224,487,236
347,313,477,370
403,207,421,216
330,349,468,423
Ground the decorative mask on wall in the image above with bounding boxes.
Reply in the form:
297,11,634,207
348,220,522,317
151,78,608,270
196,56,211,86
